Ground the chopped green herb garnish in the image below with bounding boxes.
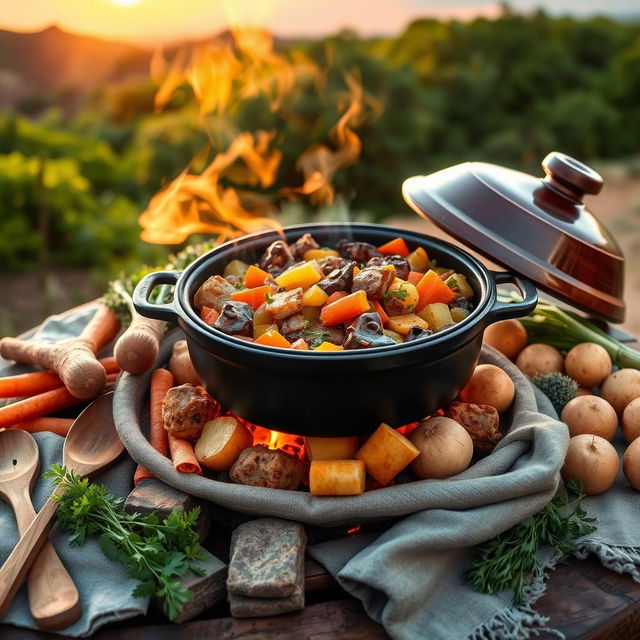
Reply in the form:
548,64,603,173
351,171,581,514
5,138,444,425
446,276,458,290
265,293,274,304
234,281,244,290
391,288,409,300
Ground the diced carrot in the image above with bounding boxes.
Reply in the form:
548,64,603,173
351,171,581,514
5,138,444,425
415,270,456,311
353,265,361,276
231,285,272,310
323,291,348,306
407,271,424,286
200,306,220,326
314,341,344,351
370,300,389,325
320,290,370,326
254,329,292,349
378,237,410,258
244,264,270,288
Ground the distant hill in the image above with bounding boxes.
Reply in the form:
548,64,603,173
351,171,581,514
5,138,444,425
0,25,151,91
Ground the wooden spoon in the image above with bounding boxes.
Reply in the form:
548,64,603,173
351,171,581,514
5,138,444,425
0,392,124,622
0,430,81,630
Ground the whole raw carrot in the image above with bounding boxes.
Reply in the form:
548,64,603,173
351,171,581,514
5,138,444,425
168,435,202,475
0,357,120,398
10,418,74,437
133,368,173,485
0,387,82,428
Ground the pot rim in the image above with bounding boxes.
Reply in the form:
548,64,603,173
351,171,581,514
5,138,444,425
174,222,496,359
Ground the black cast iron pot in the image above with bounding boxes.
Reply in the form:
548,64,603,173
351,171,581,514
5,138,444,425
133,223,537,436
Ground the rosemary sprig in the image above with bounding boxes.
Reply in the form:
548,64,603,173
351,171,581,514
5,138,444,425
498,293,640,369
45,465,205,620
465,482,596,605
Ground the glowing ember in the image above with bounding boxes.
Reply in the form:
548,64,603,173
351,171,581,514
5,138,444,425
250,424,306,460
347,525,361,536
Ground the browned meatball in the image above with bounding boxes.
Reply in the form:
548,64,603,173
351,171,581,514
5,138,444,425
229,445,306,490
352,266,395,300
162,384,220,441
289,233,320,260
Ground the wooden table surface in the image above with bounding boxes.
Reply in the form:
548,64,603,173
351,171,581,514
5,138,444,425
2,334,639,640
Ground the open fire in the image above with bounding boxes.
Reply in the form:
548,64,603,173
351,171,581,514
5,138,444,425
139,23,379,245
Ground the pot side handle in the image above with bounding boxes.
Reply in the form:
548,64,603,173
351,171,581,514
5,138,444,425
132,270,181,324
485,271,538,325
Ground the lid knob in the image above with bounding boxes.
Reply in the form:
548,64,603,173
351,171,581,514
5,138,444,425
542,151,603,202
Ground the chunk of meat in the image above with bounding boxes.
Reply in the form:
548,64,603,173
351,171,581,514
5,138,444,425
352,266,395,300
194,275,235,311
336,240,381,263
303,323,344,347
317,261,356,296
214,301,254,337
447,400,502,456
258,240,294,275
279,313,305,342
289,233,320,260
403,327,433,342
367,255,410,280
162,383,220,441
319,255,349,275
449,296,474,311
229,445,306,490
265,288,304,320
343,312,395,350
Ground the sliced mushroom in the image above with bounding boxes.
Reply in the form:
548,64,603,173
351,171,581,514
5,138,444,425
214,301,254,337
352,266,395,300
194,275,236,311
367,254,410,280
317,261,356,296
336,240,381,263
343,312,396,350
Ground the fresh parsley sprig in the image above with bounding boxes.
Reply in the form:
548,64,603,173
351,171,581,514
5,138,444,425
465,482,596,605
45,465,205,620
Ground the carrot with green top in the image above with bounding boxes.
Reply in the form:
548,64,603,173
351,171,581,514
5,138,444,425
320,290,370,326
415,270,455,311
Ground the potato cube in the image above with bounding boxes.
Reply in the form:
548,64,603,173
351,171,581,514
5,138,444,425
356,423,420,485
302,284,329,307
275,261,322,291
195,417,253,471
451,307,471,323
386,313,430,336
309,460,366,495
304,248,339,261
418,303,454,332
305,436,360,461
407,247,429,272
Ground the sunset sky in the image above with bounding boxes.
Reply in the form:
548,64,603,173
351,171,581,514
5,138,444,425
0,0,636,44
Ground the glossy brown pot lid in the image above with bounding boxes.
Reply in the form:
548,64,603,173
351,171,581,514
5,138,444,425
402,151,625,323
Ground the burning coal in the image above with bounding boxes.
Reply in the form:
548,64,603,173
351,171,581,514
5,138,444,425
140,25,379,245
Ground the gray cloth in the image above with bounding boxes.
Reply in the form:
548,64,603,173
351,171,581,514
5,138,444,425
0,307,148,636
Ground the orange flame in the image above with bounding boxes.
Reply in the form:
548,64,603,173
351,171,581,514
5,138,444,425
250,424,306,460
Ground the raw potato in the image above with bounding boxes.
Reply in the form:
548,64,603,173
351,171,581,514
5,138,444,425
409,417,473,479
309,460,366,495
459,364,515,413
195,416,253,471
601,368,640,416
623,398,640,444
623,437,640,491
305,436,360,461
483,319,527,360
169,340,200,386
565,343,612,387
561,395,618,441
561,434,619,496
355,422,420,485
515,343,564,378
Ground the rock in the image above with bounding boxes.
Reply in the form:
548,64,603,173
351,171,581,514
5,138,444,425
124,478,210,541
227,518,307,598
228,583,304,618
153,549,227,623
